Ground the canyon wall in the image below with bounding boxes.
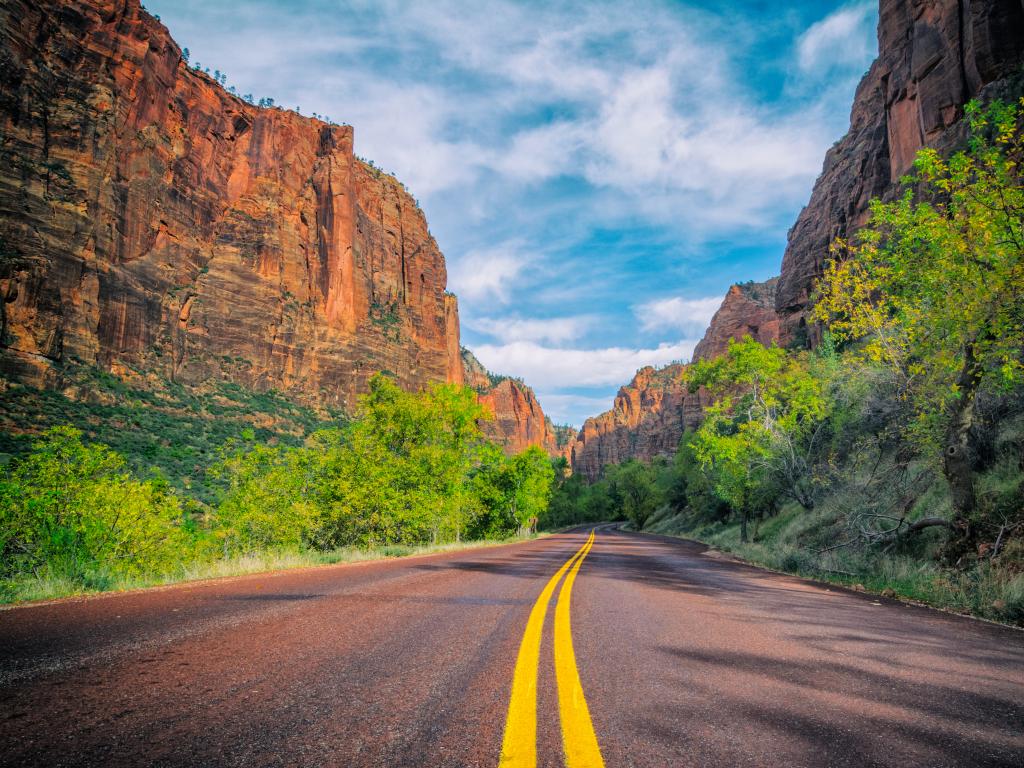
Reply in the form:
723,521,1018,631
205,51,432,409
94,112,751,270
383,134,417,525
0,0,460,412
776,0,1024,341
569,278,779,480
461,348,566,456
691,278,780,362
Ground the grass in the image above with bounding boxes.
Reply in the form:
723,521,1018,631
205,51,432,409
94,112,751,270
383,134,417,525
0,534,540,606
644,501,1024,627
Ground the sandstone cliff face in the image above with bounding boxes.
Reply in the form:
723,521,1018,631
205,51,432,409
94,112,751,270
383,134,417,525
478,379,559,455
776,0,1024,341
569,364,704,481
692,278,780,362
460,348,562,456
0,0,460,409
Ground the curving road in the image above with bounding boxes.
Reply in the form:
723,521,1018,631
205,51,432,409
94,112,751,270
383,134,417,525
1,527,1023,767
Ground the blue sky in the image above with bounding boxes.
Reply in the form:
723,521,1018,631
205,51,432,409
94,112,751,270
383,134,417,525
147,0,878,426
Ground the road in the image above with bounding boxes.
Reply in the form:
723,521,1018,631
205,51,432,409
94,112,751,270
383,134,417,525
1,527,1022,767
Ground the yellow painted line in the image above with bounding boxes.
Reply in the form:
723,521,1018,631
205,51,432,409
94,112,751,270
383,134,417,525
499,534,591,768
554,530,604,767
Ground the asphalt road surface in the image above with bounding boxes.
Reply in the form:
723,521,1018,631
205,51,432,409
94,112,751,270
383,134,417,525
2,527,1023,767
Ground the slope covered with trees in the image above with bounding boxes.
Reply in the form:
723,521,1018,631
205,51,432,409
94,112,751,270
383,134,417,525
0,375,554,602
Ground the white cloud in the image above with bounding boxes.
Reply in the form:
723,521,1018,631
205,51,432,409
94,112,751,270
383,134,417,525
469,315,593,344
472,340,697,390
797,3,876,73
447,242,532,303
635,296,722,334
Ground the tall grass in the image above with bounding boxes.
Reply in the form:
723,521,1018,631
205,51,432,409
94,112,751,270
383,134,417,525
0,535,535,605
647,504,1024,626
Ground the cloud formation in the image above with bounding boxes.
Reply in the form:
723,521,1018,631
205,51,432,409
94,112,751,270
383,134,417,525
472,340,697,391
446,241,533,304
635,296,723,335
469,315,593,345
797,2,876,73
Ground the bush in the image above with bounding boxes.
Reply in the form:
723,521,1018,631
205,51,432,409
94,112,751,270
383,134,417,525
0,427,189,584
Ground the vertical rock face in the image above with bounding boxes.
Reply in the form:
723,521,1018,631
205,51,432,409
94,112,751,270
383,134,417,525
477,379,558,455
776,0,1024,341
691,278,780,362
569,364,703,481
460,348,562,456
0,0,460,409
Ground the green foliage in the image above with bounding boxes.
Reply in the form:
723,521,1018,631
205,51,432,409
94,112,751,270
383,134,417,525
689,337,831,526
1,374,556,602
0,367,337,503
814,98,1024,546
815,99,1024,428
0,427,188,587
606,460,662,529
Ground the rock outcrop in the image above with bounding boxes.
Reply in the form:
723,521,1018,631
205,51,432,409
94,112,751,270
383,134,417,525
569,364,702,481
691,278,780,362
460,348,562,456
0,0,461,411
776,0,1024,341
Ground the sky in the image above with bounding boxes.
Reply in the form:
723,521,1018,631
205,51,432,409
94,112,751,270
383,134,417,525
147,0,879,427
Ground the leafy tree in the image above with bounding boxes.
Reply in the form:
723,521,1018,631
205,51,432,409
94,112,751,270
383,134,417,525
689,338,831,530
814,99,1024,549
0,427,187,580
315,374,489,546
508,446,555,534
607,460,661,529
210,439,324,553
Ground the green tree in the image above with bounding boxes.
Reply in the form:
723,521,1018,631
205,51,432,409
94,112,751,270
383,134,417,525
814,99,1024,549
608,460,661,530
689,338,831,530
315,374,489,546
210,439,325,553
0,427,187,580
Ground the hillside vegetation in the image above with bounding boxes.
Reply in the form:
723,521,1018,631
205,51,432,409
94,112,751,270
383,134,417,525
544,100,1024,625
0,375,553,603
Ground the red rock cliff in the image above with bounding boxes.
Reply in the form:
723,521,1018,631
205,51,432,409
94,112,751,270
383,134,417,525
776,0,1024,341
691,278,780,362
569,364,703,481
569,277,781,480
461,348,563,455
0,0,461,410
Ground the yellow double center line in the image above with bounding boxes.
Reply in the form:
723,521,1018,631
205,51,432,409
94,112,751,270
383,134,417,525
499,529,604,768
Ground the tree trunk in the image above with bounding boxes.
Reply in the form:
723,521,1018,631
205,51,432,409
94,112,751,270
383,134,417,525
740,509,749,543
942,341,984,558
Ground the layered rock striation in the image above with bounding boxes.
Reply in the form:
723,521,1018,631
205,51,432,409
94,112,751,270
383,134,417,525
569,364,696,481
0,0,461,411
776,0,1024,341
